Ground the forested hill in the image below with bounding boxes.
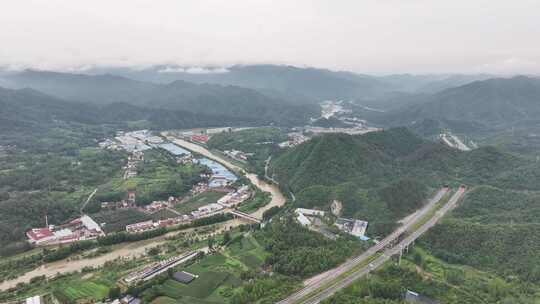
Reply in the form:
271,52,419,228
375,76,540,130
0,86,298,134
83,64,392,103
3,70,157,104
272,128,522,192
1,70,318,125
270,128,535,236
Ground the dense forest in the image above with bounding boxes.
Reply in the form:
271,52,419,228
255,218,365,278
0,148,125,251
270,127,536,237
422,186,540,282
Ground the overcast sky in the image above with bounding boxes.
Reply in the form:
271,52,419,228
1,0,539,75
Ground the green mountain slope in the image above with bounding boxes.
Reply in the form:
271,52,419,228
85,64,391,103
271,128,517,192
377,76,540,130
0,86,257,133
270,128,531,235
2,70,317,125
423,186,540,282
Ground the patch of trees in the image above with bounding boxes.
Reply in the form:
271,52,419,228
207,127,287,175
422,186,540,283
230,274,300,304
192,213,233,227
262,206,281,221
256,218,364,278
42,240,95,262
97,227,168,246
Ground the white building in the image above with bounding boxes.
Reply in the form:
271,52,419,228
81,214,103,233
296,212,311,226
126,220,156,233
295,208,326,217
25,296,41,304
191,203,224,218
335,218,368,238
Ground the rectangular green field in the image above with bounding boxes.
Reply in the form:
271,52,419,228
158,272,229,299
54,278,110,301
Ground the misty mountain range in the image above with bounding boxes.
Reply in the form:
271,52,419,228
1,64,540,137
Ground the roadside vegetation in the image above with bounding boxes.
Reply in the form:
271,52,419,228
422,186,540,283
323,247,540,304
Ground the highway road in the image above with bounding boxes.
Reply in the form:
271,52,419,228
294,187,466,304
277,187,458,304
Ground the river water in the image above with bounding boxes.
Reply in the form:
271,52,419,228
0,136,286,290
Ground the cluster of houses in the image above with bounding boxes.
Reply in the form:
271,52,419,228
142,196,182,213
123,184,250,234
100,130,163,152
26,215,105,246
172,127,232,144
101,190,137,210
190,203,225,218
294,208,369,240
191,185,252,217
278,132,310,148
124,151,144,179
335,217,369,240
125,216,189,233
216,185,251,208
196,158,238,188
295,208,327,227
223,149,251,161
111,295,141,304
176,153,194,165
304,125,381,136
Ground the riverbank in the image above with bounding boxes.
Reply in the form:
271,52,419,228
0,135,286,290
165,135,286,219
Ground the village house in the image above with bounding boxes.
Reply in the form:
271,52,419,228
26,215,104,246
191,203,224,218
335,218,369,239
126,220,156,233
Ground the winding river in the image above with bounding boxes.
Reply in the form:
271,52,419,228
0,135,286,291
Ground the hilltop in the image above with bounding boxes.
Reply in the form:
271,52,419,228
272,128,520,191
270,128,531,235
377,76,540,130
0,86,257,134
1,70,318,126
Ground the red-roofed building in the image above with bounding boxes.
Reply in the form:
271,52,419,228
26,228,55,245
191,134,209,143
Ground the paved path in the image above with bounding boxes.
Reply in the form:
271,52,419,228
79,188,97,214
